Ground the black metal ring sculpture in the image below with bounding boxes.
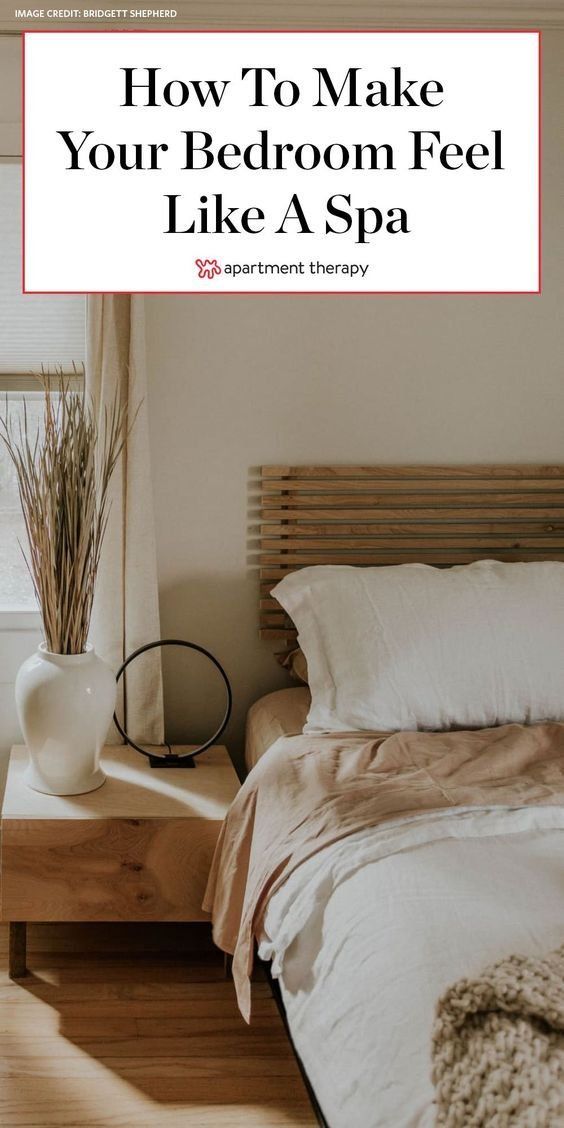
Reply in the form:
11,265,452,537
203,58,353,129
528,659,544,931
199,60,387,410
113,639,232,768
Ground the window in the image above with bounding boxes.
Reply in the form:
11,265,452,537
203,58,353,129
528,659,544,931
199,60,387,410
0,161,86,609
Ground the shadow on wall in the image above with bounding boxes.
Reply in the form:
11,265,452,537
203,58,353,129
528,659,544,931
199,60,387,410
158,574,287,775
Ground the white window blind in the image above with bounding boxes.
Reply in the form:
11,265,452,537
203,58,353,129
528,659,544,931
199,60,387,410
0,162,85,373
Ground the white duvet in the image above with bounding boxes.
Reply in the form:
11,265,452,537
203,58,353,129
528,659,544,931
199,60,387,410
259,807,564,1128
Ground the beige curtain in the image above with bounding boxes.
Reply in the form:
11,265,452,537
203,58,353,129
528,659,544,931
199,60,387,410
86,295,164,746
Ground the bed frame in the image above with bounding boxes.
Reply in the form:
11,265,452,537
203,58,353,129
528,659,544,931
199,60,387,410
258,464,564,644
257,462,564,1124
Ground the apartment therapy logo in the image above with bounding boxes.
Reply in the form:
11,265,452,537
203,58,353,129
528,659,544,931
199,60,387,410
23,32,540,292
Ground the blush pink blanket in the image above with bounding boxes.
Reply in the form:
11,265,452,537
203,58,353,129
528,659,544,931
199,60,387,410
203,722,564,1021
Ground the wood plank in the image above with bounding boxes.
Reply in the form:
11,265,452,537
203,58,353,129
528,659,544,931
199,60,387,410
261,615,296,627
0,975,270,1003
261,507,564,521
1,1034,293,1060
262,478,564,493
262,491,564,506
260,550,564,565
260,521,564,536
0,932,316,1127
0,1093,313,1127
261,465,564,479
260,629,298,640
260,580,286,593
261,536,564,551
258,550,564,580
0,995,275,1020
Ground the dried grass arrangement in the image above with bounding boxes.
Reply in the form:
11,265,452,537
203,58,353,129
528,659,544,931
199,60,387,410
0,370,129,655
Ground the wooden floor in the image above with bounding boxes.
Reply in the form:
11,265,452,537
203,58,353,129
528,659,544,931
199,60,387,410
0,924,317,1127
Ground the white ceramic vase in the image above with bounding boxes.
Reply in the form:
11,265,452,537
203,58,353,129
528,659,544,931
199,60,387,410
15,643,116,796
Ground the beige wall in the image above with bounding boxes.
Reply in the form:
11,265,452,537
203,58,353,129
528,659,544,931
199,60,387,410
146,31,564,769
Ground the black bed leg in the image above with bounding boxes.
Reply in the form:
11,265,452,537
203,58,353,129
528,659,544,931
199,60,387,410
9,922,28,979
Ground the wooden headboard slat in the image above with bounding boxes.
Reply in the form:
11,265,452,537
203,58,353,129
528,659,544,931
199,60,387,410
258,465,564,642
260,551,564,568
262,537,564,550
260,496,564,509
262,521,564,536
261,465,564,480
262,480,564,494
261,507,564,522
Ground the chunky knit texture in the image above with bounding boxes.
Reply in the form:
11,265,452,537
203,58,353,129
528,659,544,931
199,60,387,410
432,945,564,1127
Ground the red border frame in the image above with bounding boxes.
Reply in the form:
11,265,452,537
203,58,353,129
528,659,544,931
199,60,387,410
21,28,542,297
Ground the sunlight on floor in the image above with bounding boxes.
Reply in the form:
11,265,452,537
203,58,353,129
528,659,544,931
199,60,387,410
0,940,316,1128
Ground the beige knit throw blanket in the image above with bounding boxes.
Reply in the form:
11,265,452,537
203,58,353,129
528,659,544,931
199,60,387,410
432,945,564,1127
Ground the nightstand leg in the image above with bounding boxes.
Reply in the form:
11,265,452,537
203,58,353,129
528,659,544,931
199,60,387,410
9,922,28,979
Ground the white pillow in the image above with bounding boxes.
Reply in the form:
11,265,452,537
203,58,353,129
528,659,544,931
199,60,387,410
272,560,564,733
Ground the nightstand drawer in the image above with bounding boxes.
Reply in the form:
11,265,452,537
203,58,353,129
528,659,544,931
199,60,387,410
1,816,221,922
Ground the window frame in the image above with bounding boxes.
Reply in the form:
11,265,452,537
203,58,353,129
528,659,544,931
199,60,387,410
0,372,84,391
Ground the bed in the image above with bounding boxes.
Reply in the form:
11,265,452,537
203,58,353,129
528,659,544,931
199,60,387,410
245,686,310,770
209,466,564,1128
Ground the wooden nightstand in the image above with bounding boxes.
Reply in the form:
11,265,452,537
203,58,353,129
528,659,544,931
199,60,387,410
0,744,239,978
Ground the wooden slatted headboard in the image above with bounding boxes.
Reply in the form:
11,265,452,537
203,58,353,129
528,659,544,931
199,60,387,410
258,465,564,642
